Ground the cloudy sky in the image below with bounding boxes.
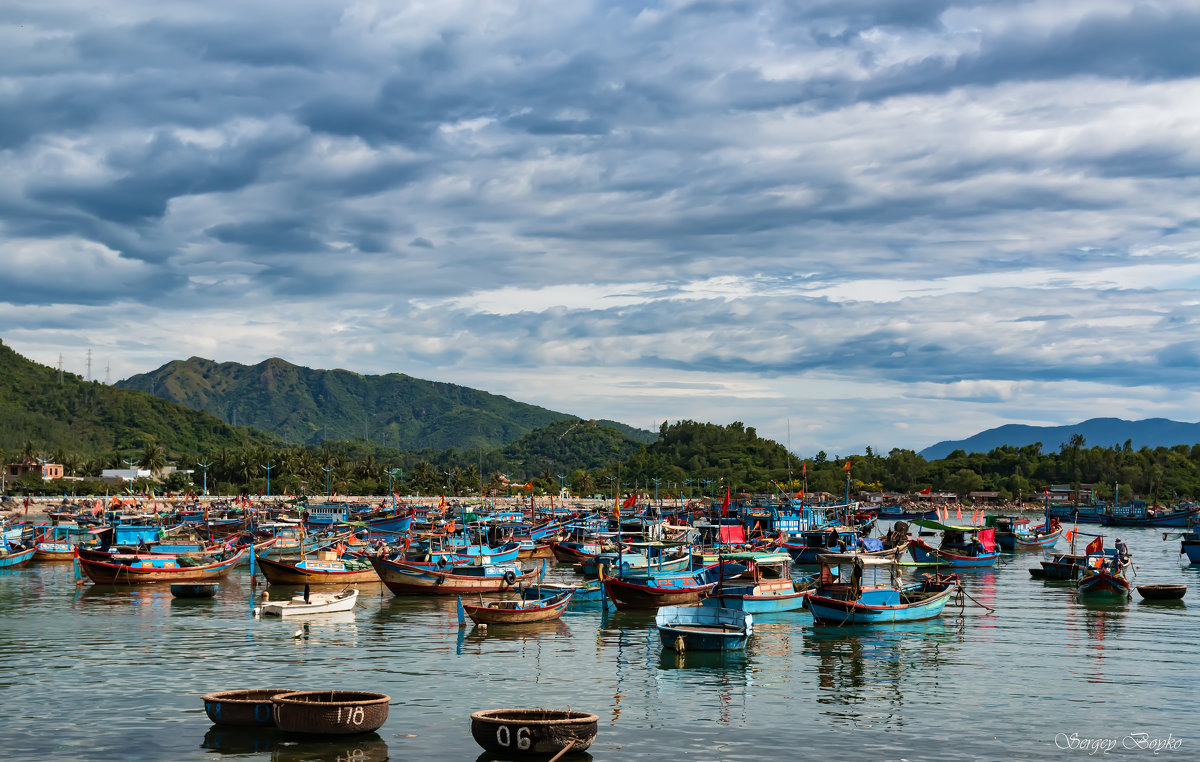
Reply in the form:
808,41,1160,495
4,0,1200,456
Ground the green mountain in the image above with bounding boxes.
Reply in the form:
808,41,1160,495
117,356,647,451
0,339,278,459
495,419,649,476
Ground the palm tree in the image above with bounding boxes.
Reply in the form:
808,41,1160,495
140,441,168,476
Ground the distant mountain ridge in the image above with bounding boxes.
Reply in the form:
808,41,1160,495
0,340,278,457
920,417,1200,459
118,356,653,451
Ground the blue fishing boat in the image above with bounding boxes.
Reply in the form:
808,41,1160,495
1180,532,1200,563
518,579,611,606
1102,503,1200,528
907,520,1000,568
602,563,742,610
805,554,960,625
656,605,752,651
702,552,810,613
0,544,37,569
990,515,1062,550
879,504,938,520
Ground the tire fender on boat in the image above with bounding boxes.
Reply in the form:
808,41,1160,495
503,570,517,585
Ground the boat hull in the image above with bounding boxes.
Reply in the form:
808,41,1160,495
602,577,716,610
1102,508,1200,527
77,548,244,584
256,555,380,585
1077,569,1131,597
369,557,537,596
1182,540,1200,564
262,589,359,616
0,546,37,569
656,606,752,651
807,585,956,625
909,540,999,568
463,593,571,625
701,591,808,613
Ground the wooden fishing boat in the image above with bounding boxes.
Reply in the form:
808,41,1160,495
75,547,245,584
518,579,608,605
259,587,359,616
701,552,810,613
461,589,572,625
1137,584,1186,600
470,708,598,756
601,575,716,610
656,605,752,651
908,520,1000,568
550,540,603,563
1102,504,1200,528
0,545,37,569
1077,555,1132,597
1179,533,1200,564
171,582,219,598
369,555,538,596
255,554,380,585
806,553,959,625
1029,552,1088,580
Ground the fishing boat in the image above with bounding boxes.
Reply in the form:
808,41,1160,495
601,564,733,610
459,589,572,625
1029,552,1088,580
369,555,538,596
1077,552,1132,597
878,504,938,520
1180,531,1200,563
518,579,609,605
255,553,380,585
0,544,37,569
806,554,959,625
701,552,810,613
656,605,752,651
907,520,1000,568
990,515,1061,550
1102,503,1200,528
259,587,359,616
75,547,245,584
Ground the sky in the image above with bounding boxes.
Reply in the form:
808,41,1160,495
3,0,1200,457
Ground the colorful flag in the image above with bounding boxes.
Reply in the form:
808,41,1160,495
802,461,807,476
842,461,852,471
1085,536,1103,555
721,488,730,518
621,493,638,509
919,486,932,495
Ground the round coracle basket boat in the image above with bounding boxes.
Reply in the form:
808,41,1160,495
1137,584,1187,600
271,690,390,735
470,708,599,756
202,688,296,727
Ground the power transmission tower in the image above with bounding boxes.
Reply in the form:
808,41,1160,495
86,349,92,381
57,354,64,385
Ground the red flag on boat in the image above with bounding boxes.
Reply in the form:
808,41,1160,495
721,488,731,517
802,461,807,476
919,486,932,495
1085,536,1103,555
1065,530,1075,542
842,461,852,471
955,506,962,520
621,493,638,509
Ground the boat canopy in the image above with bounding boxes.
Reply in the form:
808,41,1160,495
816,553,898,567
717,552,792,563
909,519,984,532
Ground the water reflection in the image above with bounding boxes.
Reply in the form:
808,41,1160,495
476,752,592,762
804,621,960,729
201,727,389,761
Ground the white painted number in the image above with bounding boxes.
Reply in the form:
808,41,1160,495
496,726,510,747
336,706,366,725
516,726,532,750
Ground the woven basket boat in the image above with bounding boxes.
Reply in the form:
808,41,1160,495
470,708,599,755
1137,583,1187,600
271,690,390,735
202,688,295,727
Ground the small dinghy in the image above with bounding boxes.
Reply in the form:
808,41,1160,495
1137,583,1187,601
259,587,358,617
171,582,219,598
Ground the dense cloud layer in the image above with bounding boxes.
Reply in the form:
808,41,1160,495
3,0,1199,454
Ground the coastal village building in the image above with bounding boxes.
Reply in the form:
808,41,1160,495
4,461,64,480
968,491,1001,504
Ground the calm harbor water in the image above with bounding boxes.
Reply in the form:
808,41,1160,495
1,524,1197,761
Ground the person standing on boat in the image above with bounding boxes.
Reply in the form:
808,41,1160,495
1115,538,1129,560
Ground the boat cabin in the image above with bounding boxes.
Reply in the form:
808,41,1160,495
305,504,350,526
